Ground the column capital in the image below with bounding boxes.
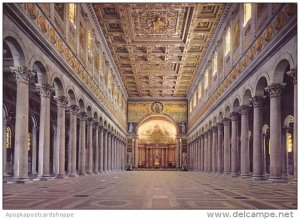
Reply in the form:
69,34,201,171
78,111,88,121
212,126,218,133
217,122,223,130
207,129,213,134
200,133,205,138
93,121,99,129
87,117,94,125
286,68,297,84
229,112,239,121
239,105,251,115
10,66,36,84
222,117,231,126
54,95,68,108
35,83,53,98
68,105,80,115
265,83,285,98
251,96,264,108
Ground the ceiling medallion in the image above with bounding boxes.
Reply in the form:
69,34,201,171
151,16,168,31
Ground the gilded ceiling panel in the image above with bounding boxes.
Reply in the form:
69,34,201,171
92,3,225,97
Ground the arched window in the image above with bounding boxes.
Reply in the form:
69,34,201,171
69,3,76,27
213,52,218,76
6,127,11,149
244,3,252,27
225,27,231,56
287,132,293,152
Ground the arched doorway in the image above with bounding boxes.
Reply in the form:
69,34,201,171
135,114,180,169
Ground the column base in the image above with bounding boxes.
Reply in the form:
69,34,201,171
292,177,297,183
79,172,86,176
223,171,230,175
56,174,68,179
252,175,264,180
68,173,79,177
99,170,104,173
94,171,99,174
40,176,53,181
87,171,94,175
240,174,251,178
231,173,239,177
269,178,287,183
7,177,31,184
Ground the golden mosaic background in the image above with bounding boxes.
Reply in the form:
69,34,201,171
128,101,187,123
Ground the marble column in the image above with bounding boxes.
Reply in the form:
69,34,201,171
201,134,204,171
86,118,94,175
37,83,52,180
265,84,284,181
110,134,114,171
197,137,201,170
217,122,223,174
3,116,8,176
78,112,87,175
287,69,297,182
94,123,99,174
68,105,79,177
99,126,104,173
230,112,239,177
11,67,35,181
208,129,212,172
31,126,38,175
251,96,264,180
103,128,108,172
134,137,139,168
107,132,112,172
204,132,208,172
239,105,251,177
55,96,68,178
212,126,218,173
111,135,115,171
222,118,231,174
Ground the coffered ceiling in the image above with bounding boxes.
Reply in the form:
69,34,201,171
92,3,225,98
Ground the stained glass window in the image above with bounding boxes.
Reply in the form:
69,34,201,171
198,82,202,99
27,133,31,151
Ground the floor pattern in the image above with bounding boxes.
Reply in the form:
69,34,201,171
3,171,297,209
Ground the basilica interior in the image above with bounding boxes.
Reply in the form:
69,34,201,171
2,3,297,210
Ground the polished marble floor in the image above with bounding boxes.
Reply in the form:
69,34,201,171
3,171,297,209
